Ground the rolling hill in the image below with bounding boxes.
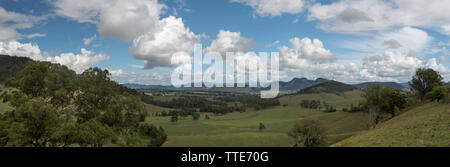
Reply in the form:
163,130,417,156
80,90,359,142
333,101,450,147
0,55,31,83
279,78,329,91
298,81,357,94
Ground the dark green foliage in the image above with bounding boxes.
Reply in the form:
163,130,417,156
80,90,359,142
288,119,327,147
322,102,336,113
426,86,447,102
142,93,279,115
409,68,443,100
138,123,167,147
0,60,167,147
343,103,364,113
259,123,265,132
300,100,321,109
205,115,210,120
75,119,114,147
5,61,76,109
171,115,178,123
0,55,31,83
0,98,61,147
380,88,407,118
192,112,200,120
298,81,357,94
362,85,407,127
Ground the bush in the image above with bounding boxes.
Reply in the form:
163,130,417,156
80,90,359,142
427,86,447,102
288,119,327,147
138,123,167,147
300,100,321,109
192,112,200,120
322,102,336,113
259,123,266,132
342,108,349,112
170,115,178,123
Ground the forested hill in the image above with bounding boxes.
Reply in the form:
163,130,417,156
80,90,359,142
0,55,31,82
0,56,167,147
298,81,357,94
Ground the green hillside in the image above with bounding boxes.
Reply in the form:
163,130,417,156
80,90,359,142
0,55,31,82
147,91,367,147
333,101,450,147
298,81,357,94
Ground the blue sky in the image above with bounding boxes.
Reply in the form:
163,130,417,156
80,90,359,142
0,0,449,85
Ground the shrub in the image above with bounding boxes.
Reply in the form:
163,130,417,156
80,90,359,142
288,119,327,147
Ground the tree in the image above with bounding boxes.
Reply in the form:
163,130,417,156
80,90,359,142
50,122,79,147
259,123,266,132
409,68,443,100
0,61,161,147
427,86,447,102
170,115,178,123
192,112,200,120
362,85,407,127
138,123,167,147
76,119,114,147
380,88,407,118
74,68,117,123
362,85,384,126
288,119,327,147
5,98,62,147
5,61,76,109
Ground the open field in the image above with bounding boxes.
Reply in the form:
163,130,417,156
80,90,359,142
333,101,450,147
145,91,368,147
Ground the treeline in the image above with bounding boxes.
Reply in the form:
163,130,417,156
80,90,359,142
299,100,337,113
0,61,166,147
142,93,280,115
214,96,280,111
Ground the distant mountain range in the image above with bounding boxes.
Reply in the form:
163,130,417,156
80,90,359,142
278,78,329,91
122,77,414,93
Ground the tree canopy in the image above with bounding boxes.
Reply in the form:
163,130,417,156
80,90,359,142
0,61,166,147
409,68,443,100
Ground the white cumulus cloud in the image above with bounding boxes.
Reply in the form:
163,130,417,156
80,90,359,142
204,30,255,56
53,0,166,41
278,37,335,72
231,0,305,17
129,16,200,69
51,48,109,74
307,0,450,36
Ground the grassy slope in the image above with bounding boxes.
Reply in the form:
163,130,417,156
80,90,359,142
146,91,367,147
333,102,450,147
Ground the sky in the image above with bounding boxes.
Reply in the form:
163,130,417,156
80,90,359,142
0,0,449,85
